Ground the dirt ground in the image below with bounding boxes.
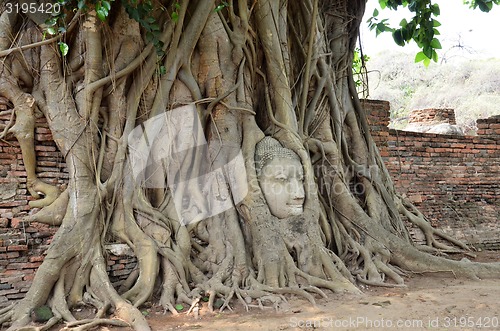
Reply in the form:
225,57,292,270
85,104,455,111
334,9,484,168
38,251,500,330
100,250,499,331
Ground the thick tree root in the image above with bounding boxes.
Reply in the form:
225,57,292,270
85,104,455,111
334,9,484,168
63,318,130,331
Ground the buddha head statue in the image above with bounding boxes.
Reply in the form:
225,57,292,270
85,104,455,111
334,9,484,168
255,137,305,219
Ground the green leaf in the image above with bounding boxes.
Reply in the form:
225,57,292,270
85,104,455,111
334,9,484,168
78,0,86,9
145,31,154,43
432,19,441,27
432,49,439,62
59,42,69,56
159,66,166,75
46,27,57,35
399,18,407,27
377,22,388,33
430,38,442,49
174,304,184,311
96,8,108,21
373,8,379,17
58,26,67,33
401,26,410,40
129,9,140,21
392,29,405,46
431,3,440,15
171,11,179,23
414,51,427,63
45,17,58,26
477,0,491,11
102,0,111,11
215,2,229,12
423,57,431,67
423,45,433,59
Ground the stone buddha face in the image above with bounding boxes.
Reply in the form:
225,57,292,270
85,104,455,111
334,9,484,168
255,137,305,219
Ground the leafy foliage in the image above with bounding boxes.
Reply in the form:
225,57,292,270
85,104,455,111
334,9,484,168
43,0,114,56
44,0,167,57
465,0,500,11
122,0,166,56
353,48,370,89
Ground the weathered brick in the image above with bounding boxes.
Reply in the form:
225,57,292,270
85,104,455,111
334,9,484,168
29,256,44,263
6,262,42,270
34,145,56,152
10,218,25,229
111,263,125,270
0,252,20,259
23,274,35,281
110,269,130,277
6,292,26,299
1,275,24,283
7,245,28,252
0,283,11,290
0,288,19,296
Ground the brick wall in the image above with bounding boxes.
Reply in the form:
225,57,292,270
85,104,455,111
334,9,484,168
0,101,65,306
363,99,500,250
408,108,457,125
477,117,500,136
0,100,136,307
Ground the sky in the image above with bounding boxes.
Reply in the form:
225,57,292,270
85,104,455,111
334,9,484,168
359,1,500,61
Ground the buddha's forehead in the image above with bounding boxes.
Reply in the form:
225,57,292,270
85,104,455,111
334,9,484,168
262,158,303,173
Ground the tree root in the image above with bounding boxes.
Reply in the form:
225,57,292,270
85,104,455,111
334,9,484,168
397,196,470,252
356,275,407,288
25,190,69,226
15,311,62,331
62,318,129,331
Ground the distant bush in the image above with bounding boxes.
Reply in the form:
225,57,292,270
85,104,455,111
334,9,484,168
367,51,500,133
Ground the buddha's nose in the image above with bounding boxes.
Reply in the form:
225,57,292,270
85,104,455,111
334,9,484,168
291,178,305,201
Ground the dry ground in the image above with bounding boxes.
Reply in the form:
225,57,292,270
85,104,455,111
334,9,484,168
143,250,500,331
21,251,500,331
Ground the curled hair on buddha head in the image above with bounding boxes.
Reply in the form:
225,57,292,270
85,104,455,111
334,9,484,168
254,136,301,176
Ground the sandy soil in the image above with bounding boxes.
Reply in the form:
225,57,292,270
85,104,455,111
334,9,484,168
33,251,500,331
140,251,500,331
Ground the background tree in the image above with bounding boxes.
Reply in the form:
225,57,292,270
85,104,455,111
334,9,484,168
0,0,499,330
